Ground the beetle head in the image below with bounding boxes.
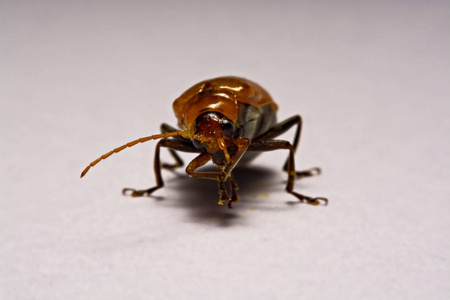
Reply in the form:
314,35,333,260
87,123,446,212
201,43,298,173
192,112,236,164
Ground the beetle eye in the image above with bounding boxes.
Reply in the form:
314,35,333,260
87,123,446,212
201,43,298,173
221,119,235,137
192,138,206,149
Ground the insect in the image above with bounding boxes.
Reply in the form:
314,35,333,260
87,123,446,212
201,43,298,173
80,76,328,208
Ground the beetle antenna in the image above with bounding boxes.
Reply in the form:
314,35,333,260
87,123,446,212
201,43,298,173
80,130,190,178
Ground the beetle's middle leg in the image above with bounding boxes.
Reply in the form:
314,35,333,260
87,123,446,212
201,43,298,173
160,123,187,170
253,115,321,178
248,140,328,206
122,138,198,197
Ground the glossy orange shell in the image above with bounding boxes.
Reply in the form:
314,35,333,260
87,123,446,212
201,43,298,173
173,76,278,131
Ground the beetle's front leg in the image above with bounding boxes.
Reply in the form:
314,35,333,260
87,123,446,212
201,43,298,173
186,152,231,205
222,138,249,208
227,174,239,209
217,179,229,206
223,138,250,180
221,138,249,208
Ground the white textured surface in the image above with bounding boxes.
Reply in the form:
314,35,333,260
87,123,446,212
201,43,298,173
1,0,449,299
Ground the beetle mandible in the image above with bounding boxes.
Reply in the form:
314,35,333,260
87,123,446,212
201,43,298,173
80,76,328,208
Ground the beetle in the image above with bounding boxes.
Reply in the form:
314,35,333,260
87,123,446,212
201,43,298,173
80,76,327,208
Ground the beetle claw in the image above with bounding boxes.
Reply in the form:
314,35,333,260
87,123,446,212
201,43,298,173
123,188,146,197
218,195,229,206
122,187,160,197
295,167,322,178
289,191,328,206
305,197,328,206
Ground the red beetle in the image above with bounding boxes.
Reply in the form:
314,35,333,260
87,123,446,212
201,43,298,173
81,76,327,208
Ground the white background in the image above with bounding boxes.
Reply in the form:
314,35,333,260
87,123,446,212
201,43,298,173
1,0,449,299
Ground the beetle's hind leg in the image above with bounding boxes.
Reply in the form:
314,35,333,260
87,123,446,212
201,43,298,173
254,115,322,178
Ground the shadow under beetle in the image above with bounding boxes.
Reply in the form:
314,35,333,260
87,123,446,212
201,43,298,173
81,76,328,208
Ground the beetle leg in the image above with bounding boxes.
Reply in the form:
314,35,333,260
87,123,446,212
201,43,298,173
223,138,249,207
185,138,250,208
221,137,249,208
161,149,184,170
186,151,232,205
122,138,198,197
228,174,239,209
248,140,328,206
218,180,229,206
253,115,321,178
160,123,190,170
223,137,250,180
